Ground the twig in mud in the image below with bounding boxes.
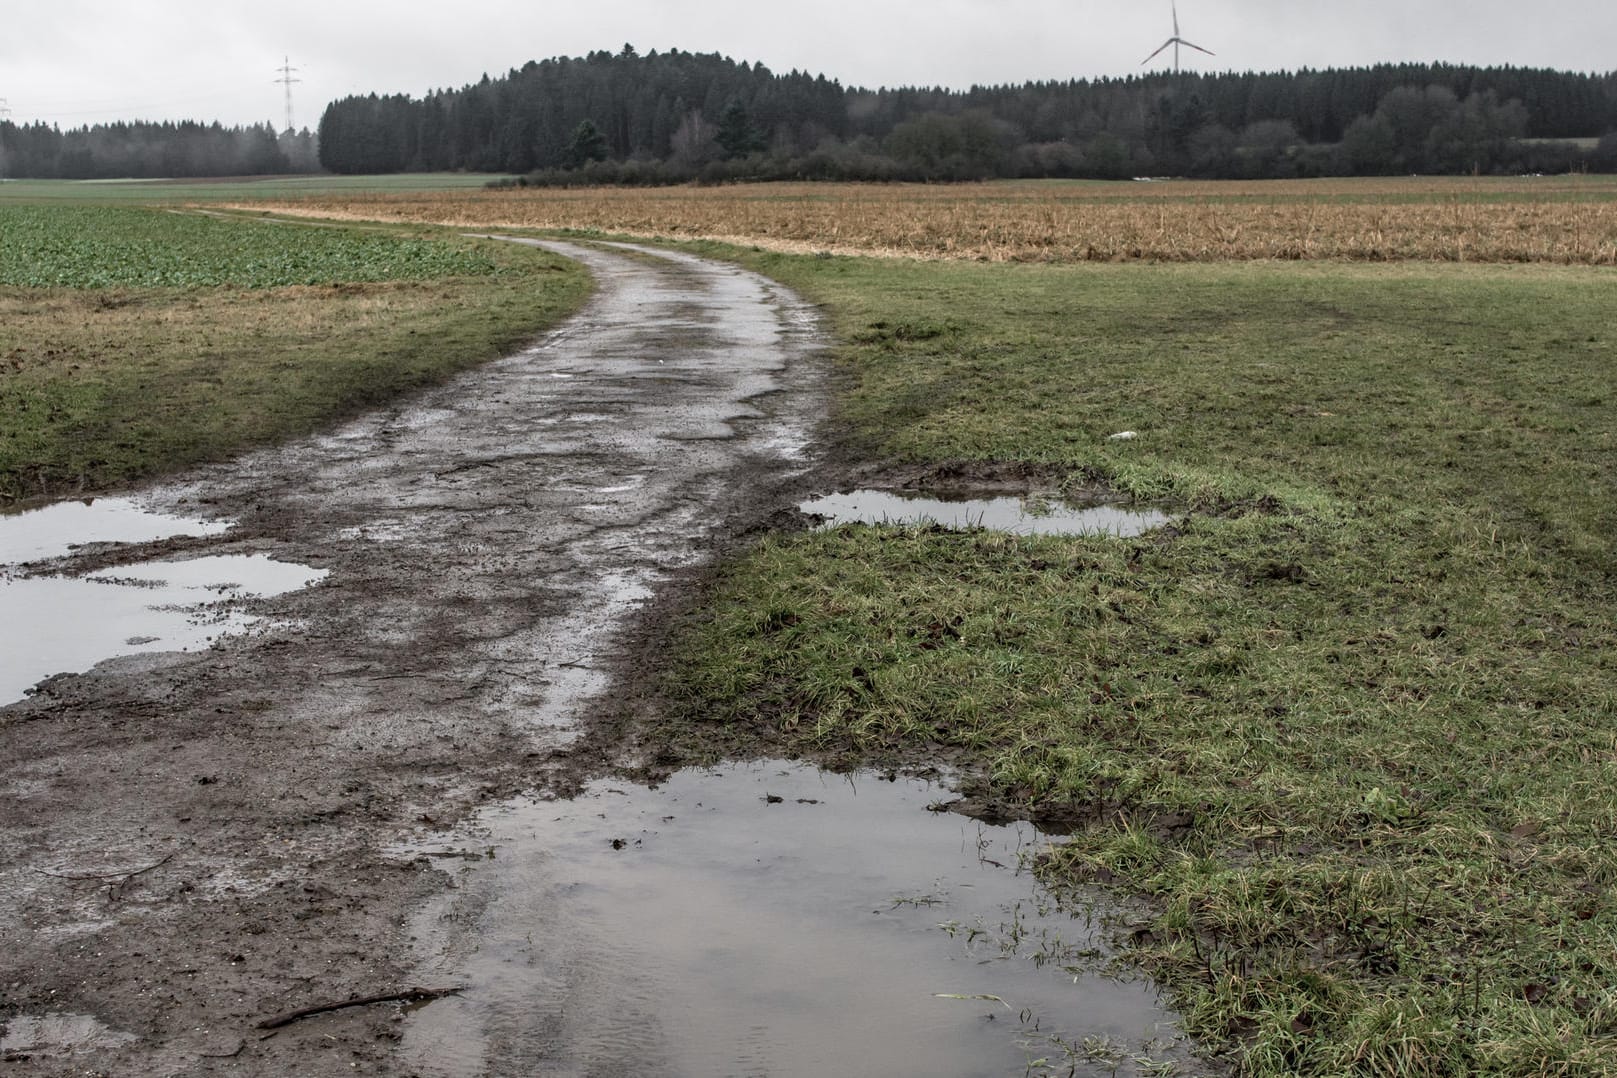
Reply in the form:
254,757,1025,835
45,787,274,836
199,1040,246,1059
34,852,175,882
255,986,466,1030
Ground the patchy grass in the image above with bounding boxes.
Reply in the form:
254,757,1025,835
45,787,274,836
0,209,589,502
661,249,1617,1074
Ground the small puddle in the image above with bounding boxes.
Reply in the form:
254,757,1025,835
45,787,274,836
0,1013,138,1056
0,499,326,705
0,496,232,564
801,491,1170,537
401,762,1190,1076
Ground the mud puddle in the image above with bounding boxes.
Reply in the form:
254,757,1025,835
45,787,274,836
802,489,1170,537
0,498,325,704
0,496,232,564
398,762,1190,1077
0,1012,139,1059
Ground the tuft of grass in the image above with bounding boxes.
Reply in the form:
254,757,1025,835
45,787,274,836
660,248,1617,1073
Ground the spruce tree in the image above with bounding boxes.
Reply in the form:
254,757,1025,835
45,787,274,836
567,120,609,168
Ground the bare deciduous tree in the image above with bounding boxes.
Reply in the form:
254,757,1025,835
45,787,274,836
670,110,718,169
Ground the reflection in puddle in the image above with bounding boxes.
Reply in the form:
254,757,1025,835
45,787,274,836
0,499,326,705
0,1012,138,1055
87,554,324,594
801,490,1171,537
401,762,1191,1077
0,497,232,565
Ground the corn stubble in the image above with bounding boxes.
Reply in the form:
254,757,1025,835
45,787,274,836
267,177,1617,265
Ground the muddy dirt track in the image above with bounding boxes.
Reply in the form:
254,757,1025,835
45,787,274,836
0,241,831,1075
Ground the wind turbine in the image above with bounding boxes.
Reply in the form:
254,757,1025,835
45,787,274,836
1141,0,1215,74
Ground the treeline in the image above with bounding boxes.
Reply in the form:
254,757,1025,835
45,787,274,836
0,122,319,180
318,47,1617,181
6,51,1615,183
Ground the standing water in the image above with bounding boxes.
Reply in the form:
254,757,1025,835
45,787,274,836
0,498,325,704
801,490,1171,538
400,762,1194,1077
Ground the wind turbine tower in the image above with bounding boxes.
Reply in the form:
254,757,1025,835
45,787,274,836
1142,1,1215,74
274,58,301,134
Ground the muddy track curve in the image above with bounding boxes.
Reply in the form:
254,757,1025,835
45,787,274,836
0,241,828,1076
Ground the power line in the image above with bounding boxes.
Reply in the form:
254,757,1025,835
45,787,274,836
273,58,301,133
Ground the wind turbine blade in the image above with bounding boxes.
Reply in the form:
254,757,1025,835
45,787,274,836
1172,0,1181,37
1141,39,1174,65
1181,40,1216,57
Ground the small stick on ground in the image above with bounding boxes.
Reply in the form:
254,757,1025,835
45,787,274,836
256,986,465,1030
34,852,175,882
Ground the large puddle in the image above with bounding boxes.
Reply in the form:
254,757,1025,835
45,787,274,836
801,490,1171,538
0,499,325,705
400,762,1192,1077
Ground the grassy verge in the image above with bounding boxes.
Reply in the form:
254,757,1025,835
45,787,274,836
0,206,589,503
661,249,1617,1073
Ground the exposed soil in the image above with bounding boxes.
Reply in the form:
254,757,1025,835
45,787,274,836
0,241,834,1076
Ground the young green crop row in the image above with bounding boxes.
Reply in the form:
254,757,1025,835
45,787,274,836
0,210,588,502
0,205,497,289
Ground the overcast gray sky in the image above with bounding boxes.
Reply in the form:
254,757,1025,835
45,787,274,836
4,1,1615,131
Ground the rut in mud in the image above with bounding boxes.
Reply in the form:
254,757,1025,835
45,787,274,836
0,241,825,1076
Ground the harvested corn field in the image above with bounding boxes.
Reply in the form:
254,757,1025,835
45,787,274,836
246,176,1617,264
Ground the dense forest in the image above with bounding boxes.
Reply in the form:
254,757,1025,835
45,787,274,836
317,47,1617,181
5,48,1617,182
0,122,318,180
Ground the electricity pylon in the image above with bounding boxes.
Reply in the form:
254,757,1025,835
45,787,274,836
274,59,300,134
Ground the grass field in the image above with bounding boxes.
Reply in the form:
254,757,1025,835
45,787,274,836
0,203,588,503
254,176,1617,264
649,246,1617,1074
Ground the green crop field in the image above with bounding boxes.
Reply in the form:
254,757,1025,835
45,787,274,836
0,203,588,503
0,173,507,203
0,205,497,288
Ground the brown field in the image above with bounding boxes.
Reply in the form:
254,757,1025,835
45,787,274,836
241,176,1617,264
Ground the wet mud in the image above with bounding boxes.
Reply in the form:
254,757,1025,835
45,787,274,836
1,240,827,1076
0,241,1200,1075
